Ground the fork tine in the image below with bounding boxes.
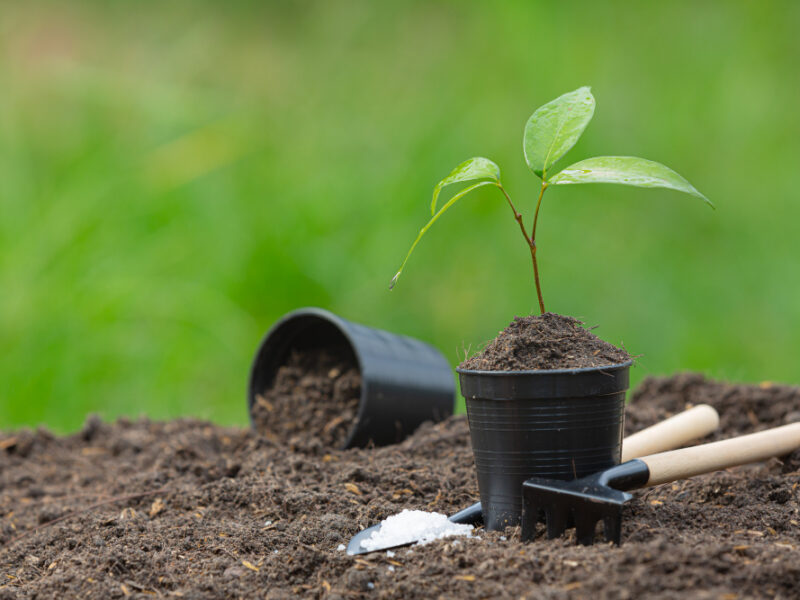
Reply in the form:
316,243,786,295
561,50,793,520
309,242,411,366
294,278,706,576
574,510,600,545
545,504,569,539
602,511,622,545
520,502,541,542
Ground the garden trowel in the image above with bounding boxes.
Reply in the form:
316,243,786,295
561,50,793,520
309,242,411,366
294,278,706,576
346,404,719,555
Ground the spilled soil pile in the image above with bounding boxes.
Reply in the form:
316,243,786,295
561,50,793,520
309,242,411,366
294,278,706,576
1,373,799,598
251,346,361,449
460,313,630,371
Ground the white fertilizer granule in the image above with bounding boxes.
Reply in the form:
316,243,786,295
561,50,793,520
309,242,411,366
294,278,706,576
359,509,474,552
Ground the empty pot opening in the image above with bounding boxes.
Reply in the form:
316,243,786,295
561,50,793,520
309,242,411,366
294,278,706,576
250,319,363,449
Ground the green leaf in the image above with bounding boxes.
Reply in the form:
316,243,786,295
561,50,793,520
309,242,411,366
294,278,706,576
523,86,595,178
391,181,497,289
431,157,500,214
548,156,713,207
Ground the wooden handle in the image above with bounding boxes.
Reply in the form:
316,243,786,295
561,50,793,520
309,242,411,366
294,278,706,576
621,404,720,462
642,423,800,486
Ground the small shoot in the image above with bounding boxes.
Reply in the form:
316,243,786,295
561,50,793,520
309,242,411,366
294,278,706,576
391,87,713,311
390,158,501,290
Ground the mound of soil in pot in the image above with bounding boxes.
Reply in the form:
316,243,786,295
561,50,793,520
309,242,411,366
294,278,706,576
460,312,630,371
251,346,361,448
2,373,799,598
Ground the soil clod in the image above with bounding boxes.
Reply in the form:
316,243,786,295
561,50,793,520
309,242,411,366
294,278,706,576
250,346,361,448
459,313,631,371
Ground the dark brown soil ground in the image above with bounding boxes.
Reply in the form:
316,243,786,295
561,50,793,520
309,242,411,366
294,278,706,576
460,313,631,371
251,346,361,449
2,373,799,599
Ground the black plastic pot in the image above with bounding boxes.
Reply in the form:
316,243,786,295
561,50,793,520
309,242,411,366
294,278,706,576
456,361,633,531
248,307,455,448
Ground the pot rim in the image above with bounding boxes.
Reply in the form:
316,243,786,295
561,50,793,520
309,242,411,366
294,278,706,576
456,359,634,377
248,306,455,448
247,308,366,445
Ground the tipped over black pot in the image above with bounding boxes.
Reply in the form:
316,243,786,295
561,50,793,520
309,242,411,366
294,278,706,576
456,361,632,531
248,307,455,448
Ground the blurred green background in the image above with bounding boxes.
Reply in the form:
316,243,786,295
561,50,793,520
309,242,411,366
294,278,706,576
2,1,799,432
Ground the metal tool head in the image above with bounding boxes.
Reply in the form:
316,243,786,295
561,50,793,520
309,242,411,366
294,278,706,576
520,459,649,545
346,522,386,555
346,502,484,555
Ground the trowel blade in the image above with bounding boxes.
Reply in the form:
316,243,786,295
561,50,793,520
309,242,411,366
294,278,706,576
345,501,483,556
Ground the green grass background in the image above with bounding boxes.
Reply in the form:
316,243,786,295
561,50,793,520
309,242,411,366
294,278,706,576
2,1,799,432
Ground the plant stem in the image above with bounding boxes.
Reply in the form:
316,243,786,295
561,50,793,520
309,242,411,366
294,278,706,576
496,183,530,242
530,243,545,314
497,182,546,314
532,181,547,242
530,181,548,314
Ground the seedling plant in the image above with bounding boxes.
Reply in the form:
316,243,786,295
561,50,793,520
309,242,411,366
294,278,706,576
391,87,712,313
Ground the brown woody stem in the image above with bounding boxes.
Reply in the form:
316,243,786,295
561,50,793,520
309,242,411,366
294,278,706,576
496,182,546,314
496,183,530,242
530,243,545,314
530,182,547,314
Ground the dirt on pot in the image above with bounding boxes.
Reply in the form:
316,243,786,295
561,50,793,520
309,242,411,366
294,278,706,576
460,313,631,371
1,373,799,599
250,345,361,449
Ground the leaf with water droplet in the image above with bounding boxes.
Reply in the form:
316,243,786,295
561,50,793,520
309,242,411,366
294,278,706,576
390,181,498,289
431,157,500,214
524,87,595,179
548,156,712,206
